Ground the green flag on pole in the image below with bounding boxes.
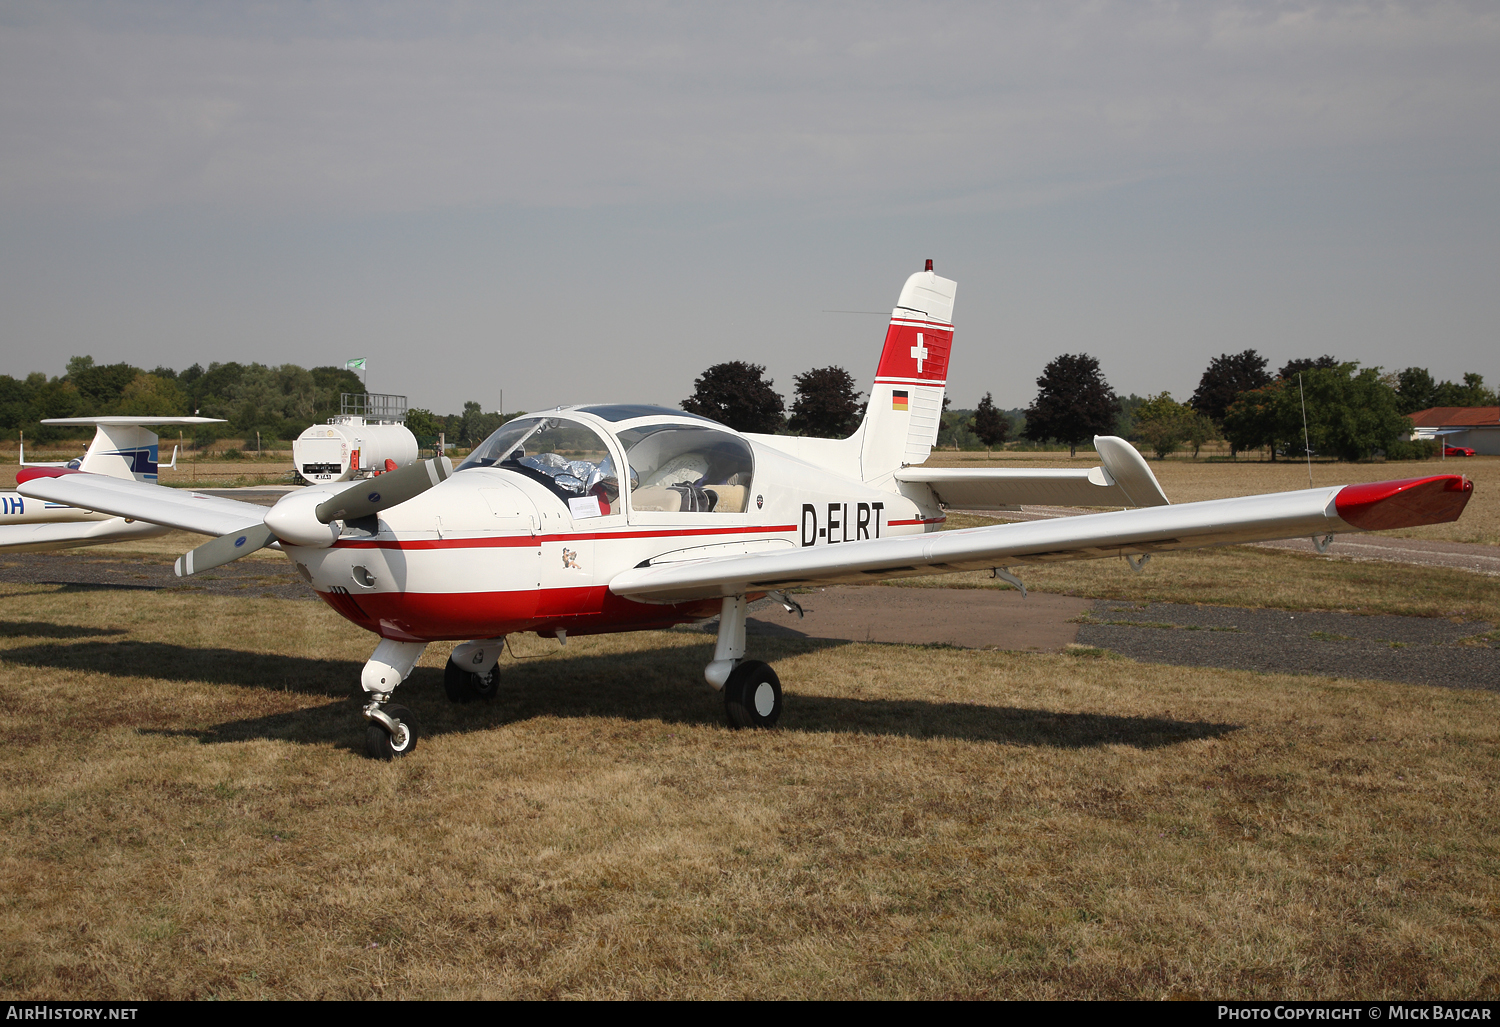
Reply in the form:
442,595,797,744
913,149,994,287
345,358,366,370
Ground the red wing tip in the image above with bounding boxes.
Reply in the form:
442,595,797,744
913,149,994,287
1335,475,1473,531
16,466,82,484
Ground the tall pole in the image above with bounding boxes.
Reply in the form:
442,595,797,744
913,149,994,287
1298,373,1313,488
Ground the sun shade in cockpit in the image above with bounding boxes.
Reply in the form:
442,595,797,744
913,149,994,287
575,404,720,424
618,425,754,513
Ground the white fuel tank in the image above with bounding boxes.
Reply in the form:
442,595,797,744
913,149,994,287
293,417,418,484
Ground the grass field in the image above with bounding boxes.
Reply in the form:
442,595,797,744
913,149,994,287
1,567,1499,999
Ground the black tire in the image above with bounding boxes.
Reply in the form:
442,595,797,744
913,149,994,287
365,703,418,759
444,658,500,704
723,660,782,730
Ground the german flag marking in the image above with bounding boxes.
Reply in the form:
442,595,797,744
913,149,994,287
892,390,909,411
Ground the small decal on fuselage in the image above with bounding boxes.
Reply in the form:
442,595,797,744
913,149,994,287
801,502,884,547
561,547,581,569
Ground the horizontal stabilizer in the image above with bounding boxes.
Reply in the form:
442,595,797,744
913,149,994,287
16,469,269,537
895,436,1168,510
40,416,227,427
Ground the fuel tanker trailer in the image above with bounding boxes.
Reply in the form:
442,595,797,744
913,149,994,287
293,415,418,484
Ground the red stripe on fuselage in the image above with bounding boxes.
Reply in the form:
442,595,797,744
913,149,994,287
331,523,800,551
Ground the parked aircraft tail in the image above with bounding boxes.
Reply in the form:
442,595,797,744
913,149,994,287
856,262,956,482
34,417,225,482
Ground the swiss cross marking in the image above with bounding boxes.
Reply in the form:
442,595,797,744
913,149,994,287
910,332,928,373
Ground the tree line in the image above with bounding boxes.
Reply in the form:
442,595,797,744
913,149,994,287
6,350,1491,462
678,352,1496,461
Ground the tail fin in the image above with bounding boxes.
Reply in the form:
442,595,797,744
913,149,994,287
858,265,956,480
78,424,161,481
39,416,225,482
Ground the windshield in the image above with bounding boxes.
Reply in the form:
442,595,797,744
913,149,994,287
459,417,620,512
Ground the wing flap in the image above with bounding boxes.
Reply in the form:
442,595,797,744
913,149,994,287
16,469,268,537
611,476,1470,603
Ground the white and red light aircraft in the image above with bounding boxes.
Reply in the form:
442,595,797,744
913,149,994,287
17,265,1473,759
4,416,225,552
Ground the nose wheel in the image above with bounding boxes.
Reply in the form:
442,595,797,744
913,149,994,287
364,702,418,759
723,660,782,729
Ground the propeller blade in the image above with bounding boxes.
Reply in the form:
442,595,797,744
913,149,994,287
174,522,277,577
314,457,453,524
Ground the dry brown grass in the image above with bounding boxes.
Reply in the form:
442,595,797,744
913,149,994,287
905,514,1500,624
925,451,1500,546
1,581,1498,999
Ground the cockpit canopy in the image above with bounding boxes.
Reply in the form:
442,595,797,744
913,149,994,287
458,414,754,514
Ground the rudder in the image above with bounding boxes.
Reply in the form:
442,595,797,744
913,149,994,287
859,263,956,481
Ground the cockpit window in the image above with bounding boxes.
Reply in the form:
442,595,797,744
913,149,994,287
617,425,754,513
575,404,720,424
459,417,620,515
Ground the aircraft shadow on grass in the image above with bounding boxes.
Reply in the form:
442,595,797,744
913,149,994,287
0,620,130,639
4,638,1239,753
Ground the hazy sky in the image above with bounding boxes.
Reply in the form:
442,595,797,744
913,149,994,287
2,1,1497,414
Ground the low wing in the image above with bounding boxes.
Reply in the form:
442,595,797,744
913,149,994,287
611,475,1472,603
16,469,267,537
894,436,1170,510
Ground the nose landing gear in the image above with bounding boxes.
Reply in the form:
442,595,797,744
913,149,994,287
364,701,418,759
360,638,428,760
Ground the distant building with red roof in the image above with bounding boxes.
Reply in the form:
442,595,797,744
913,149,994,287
1407,407,1500,455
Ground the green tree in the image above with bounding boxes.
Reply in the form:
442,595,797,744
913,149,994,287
788,365,863,438
1133,392,1193,460
1278,355,1339,380
1431,372,1497,408
682,361,785,434
116,373,188,416
1395,367,1437,415
1223,381,1293,459
1299,365,1411,462
404,407,440,440
972,392,1010,451
1022,353,1119,458
1190,350,1272,425
457,401,504,447
1182,409,1218,458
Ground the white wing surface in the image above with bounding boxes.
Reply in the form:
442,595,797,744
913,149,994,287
16,470,268,537
611,475,1472,603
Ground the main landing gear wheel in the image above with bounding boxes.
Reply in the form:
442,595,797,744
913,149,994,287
723,660,782,730
366,703,418,760
443,659,500,704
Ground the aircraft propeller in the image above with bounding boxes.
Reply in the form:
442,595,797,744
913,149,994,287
174,457,453,577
